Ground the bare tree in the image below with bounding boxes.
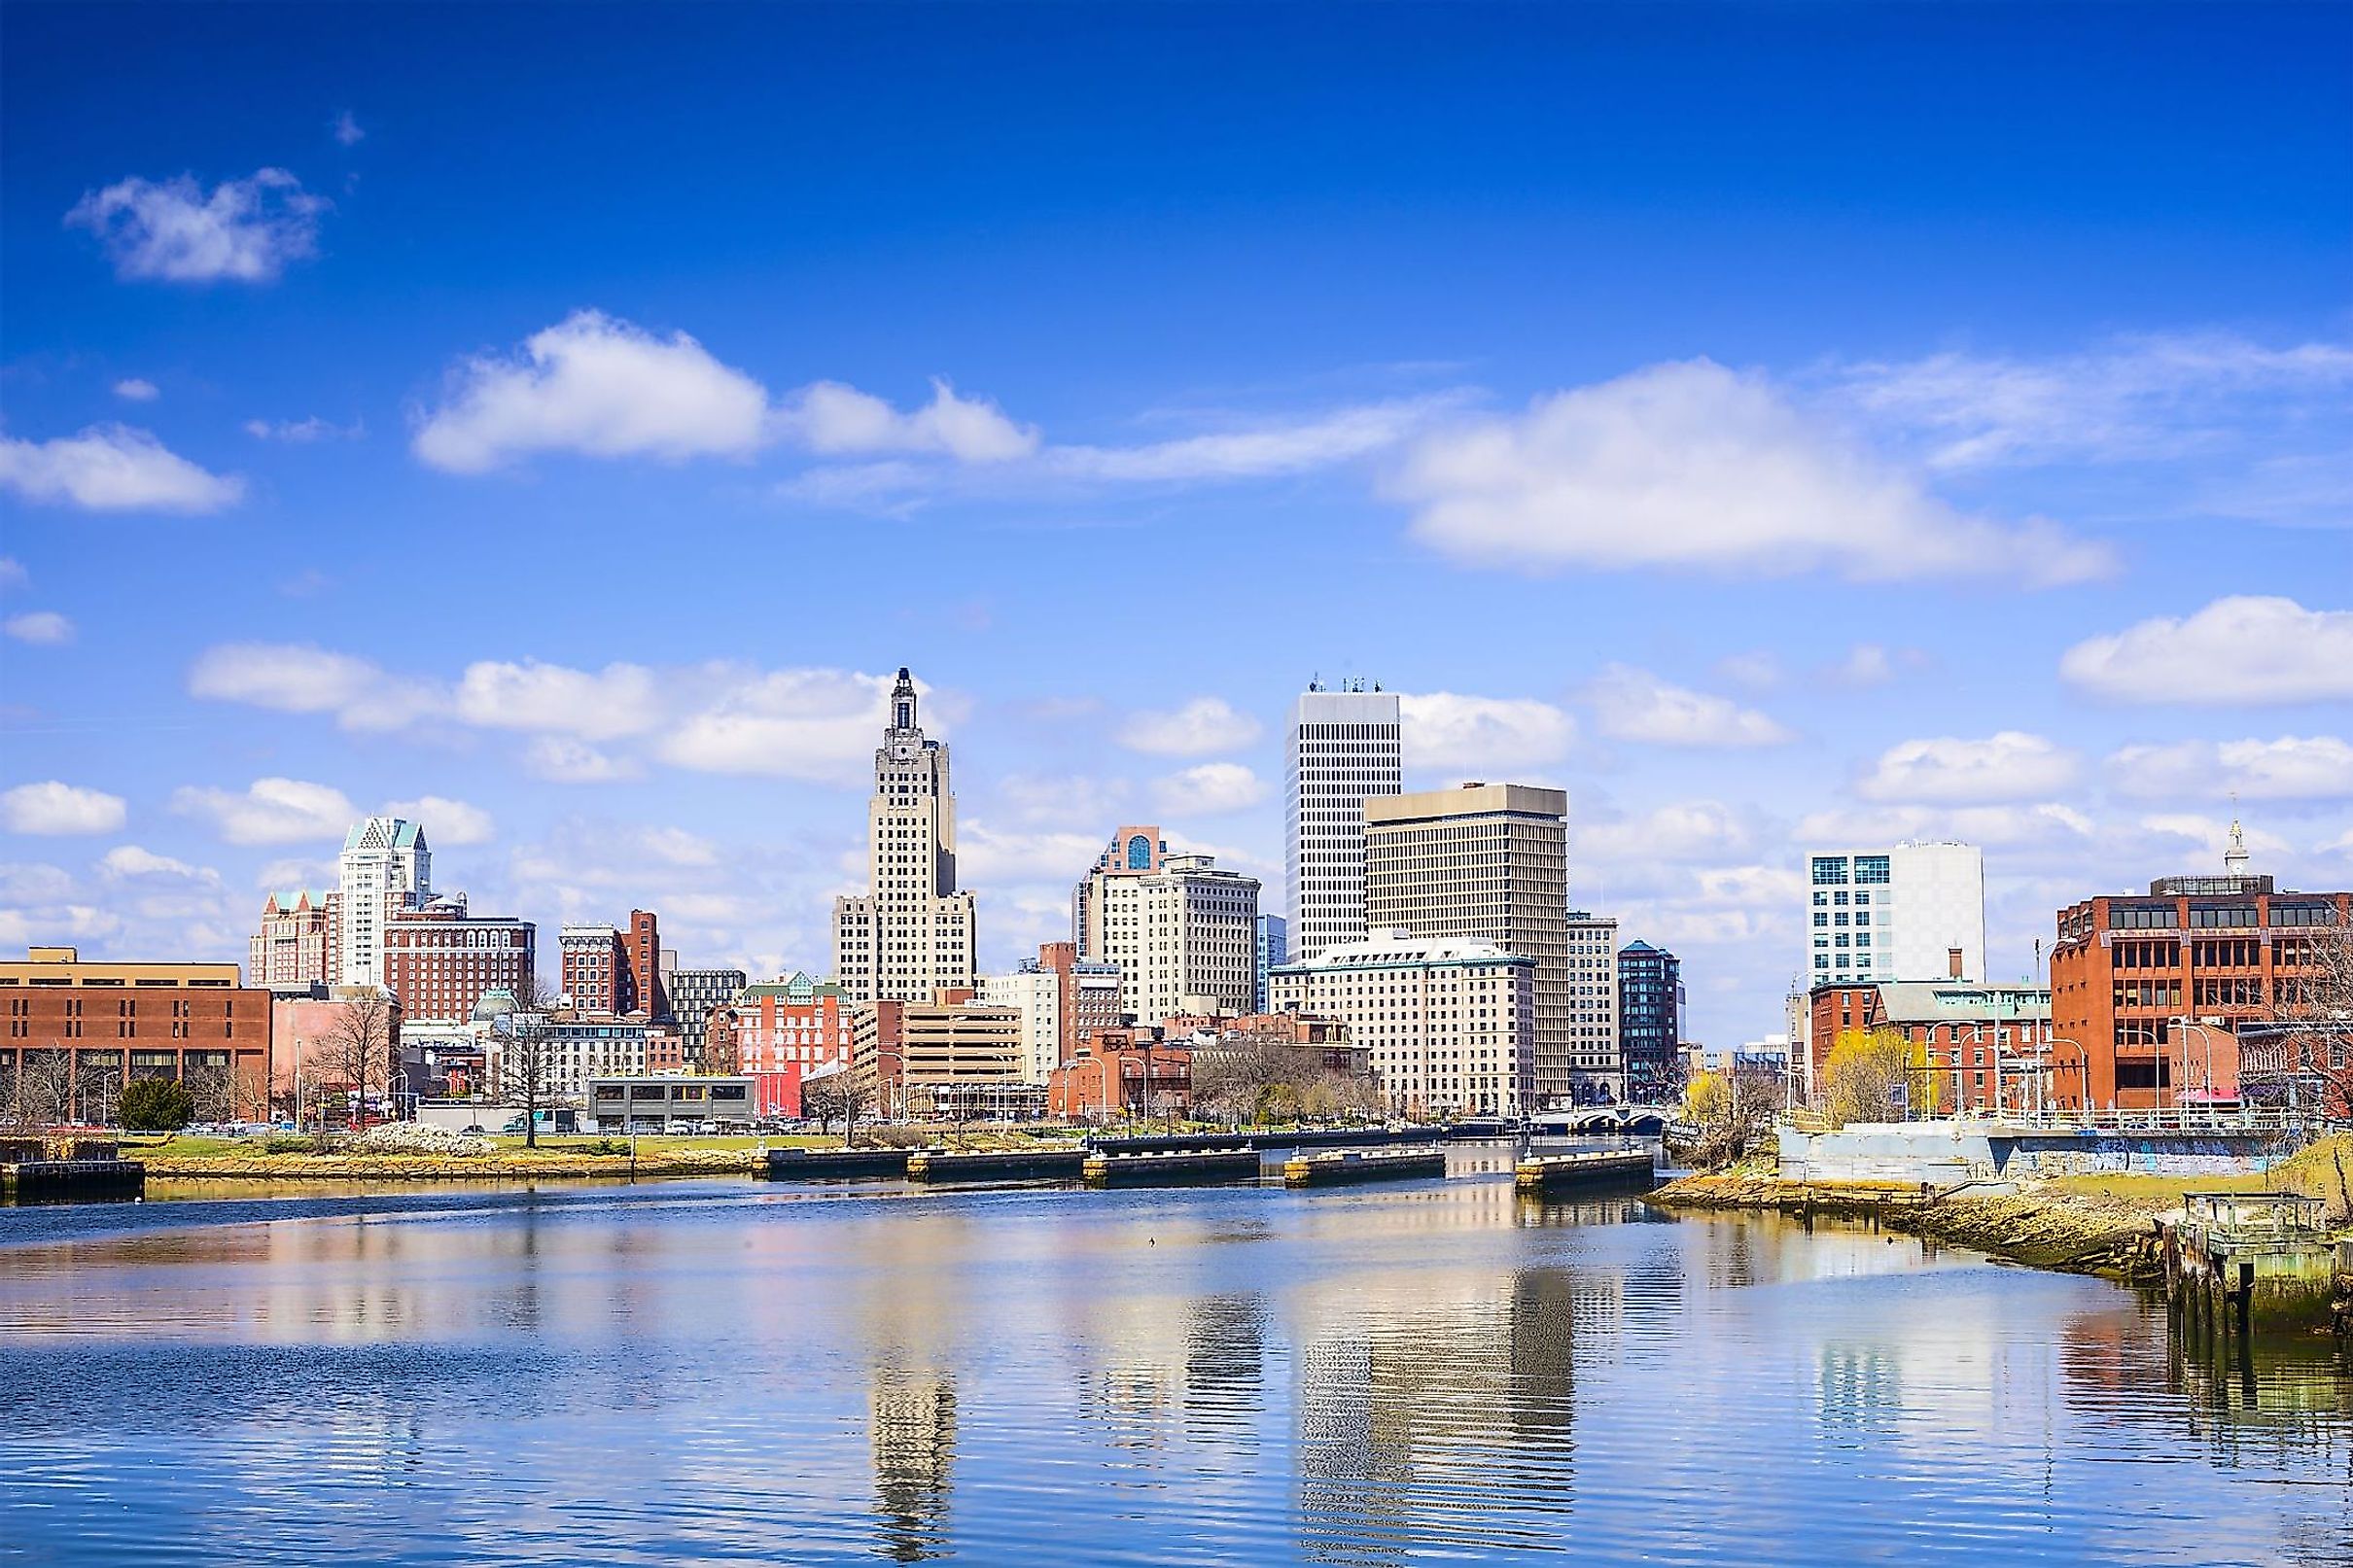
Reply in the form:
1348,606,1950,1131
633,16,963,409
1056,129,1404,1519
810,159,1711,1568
10,1048,78,1129
497,972,563,1149
320,992,399,1136
1192,1031,1327,1126
802,1069,869,1144
1683,1066,1781,1168
2262,920,2353,1119
180,1060,245,1124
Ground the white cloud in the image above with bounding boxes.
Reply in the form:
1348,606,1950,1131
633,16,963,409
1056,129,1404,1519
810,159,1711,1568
188,643,440,731
1398,691,1575,773
1715,651,1783,691
2138,813,2295,864
2060,597,2353,704
188,643,915,786
332,110,364,147
1394,359,2112,584
0,782,126,836
412,310,771,472
997,773,1131,828
171,778,357,845
256,856,335,890
1576,802,1756,867
1047,399,1445,482
1117,696,1262,756
380,795,495,846
453,659,665,741
2107,737,2353,803
112,378,159,402
635,826,720,867
779,378,1038,463
98,845,218,886
4,611,73,645
1825,643,1924,687
1586,665,1793,748
1796,802,2096,850
955,821,1101,888
1857,731,2079,804
653,669,898,784
244,415,356,442
1830,330,2353,470
0,425,243,512
1153,762,1268,817
0,558,23,590
65,168,325,283
525,737,641,784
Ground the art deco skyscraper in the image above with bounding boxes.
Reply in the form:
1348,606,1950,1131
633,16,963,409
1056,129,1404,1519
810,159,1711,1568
834,668,978,1003
1285,679,1402,962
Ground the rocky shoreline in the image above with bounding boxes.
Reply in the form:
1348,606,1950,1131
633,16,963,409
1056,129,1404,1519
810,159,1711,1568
1652,1172,2166,1280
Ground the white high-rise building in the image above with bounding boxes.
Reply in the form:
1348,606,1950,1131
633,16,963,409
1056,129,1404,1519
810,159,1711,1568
1072,826,1260,1027
336,816,430,989
834,668,978,1004
1565,910,1622,1102
1285,679,1402,963
1805,841,1986,987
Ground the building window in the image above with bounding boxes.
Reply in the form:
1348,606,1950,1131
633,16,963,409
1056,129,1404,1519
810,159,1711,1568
1810,857,1848,887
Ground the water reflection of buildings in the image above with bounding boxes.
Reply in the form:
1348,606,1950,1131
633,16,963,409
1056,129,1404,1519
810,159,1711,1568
870,1366,957,1564
1293,1261,1610,1565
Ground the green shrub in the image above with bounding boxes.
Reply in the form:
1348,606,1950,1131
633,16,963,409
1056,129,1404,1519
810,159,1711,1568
119,1077,196,1132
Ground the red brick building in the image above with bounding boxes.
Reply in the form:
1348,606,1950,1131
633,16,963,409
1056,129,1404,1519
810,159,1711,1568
2050,841,2349,1110
559,923,628,1014
1807,979,2062,1113
724,972,852,1077
626,909,667,1020
382,896,536,1024
1048,1027,1193,1120
1,946,272,1123
249,889,336,988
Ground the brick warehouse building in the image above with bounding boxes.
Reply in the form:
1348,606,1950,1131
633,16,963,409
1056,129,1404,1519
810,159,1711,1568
1808,976,2059,1114
2049,827,2350,1110
1,946,272,1122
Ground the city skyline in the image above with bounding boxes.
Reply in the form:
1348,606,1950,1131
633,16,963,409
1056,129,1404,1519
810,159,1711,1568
5,5,2352,1048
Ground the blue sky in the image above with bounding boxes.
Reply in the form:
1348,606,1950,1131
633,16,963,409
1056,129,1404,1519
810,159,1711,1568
3,3,2349,1046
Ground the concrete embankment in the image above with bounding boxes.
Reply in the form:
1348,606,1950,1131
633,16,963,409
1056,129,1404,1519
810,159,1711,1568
139,1148,765,1181
1652,1172,2170,1279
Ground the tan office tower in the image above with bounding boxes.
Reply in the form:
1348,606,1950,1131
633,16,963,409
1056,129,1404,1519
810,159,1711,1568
1364,782,1571,1108
833,668,978,1004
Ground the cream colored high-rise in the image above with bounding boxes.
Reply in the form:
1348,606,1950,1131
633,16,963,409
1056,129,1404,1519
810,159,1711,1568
833,668,977,1004
1071,826,1259,1027
1364,783,1571,1107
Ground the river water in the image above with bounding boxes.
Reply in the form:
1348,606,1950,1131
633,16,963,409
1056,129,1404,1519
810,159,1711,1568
2,1149,2349,1566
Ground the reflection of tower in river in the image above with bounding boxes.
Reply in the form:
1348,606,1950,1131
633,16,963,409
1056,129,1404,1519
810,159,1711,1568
870,1365,957,1563
1294,1266,1608,1564
1183,1291,1270,1450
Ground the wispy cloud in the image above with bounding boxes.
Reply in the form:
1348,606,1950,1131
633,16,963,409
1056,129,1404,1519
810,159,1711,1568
0,425,243,512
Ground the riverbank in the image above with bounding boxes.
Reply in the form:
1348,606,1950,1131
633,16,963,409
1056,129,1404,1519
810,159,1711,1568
1653,1134,2353,1282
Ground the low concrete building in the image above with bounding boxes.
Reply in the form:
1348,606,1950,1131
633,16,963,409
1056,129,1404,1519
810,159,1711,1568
585,1072,796,1132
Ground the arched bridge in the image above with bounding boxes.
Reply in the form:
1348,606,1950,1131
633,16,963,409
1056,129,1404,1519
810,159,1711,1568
1530,1104,1679,1136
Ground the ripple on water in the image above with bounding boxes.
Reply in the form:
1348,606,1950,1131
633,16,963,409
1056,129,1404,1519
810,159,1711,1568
2,1178,2349,1566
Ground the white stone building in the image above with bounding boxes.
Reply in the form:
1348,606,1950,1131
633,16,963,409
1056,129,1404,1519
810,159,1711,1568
1564,910,1623,1102
1269,929,1536,1117
1071,827,1260,1028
